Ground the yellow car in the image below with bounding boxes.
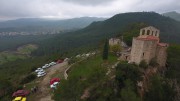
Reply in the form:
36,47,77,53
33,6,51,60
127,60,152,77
13,97,26,101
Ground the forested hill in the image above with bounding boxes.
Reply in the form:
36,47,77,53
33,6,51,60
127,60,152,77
0,17,106,32
163,11,180,21
34,12,180,55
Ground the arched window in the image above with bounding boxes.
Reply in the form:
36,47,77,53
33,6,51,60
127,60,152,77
142,30,145,35
147,30,150,35
156,31,158,34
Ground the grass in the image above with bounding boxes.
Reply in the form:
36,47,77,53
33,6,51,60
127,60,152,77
0,52,26,64
54,53,117,101
0,44,38,65
17,44,38,55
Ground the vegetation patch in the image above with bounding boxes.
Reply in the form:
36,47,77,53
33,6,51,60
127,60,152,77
54,54,117,101
0,44,38,65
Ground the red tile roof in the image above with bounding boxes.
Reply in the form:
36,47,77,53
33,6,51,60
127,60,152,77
158,43,168,47
137,36,159,41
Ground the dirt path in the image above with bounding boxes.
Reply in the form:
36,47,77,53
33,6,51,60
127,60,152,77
34,62,68,101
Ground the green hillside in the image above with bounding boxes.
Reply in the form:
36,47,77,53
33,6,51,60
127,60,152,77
34,12,180,56
163,11,180,21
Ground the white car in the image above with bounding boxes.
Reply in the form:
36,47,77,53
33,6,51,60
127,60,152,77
64,58,69,62
49,62,56,66
42,64,50,69
42,65,47,69
50,82,59,89
35,68,43,72
37,72,46,77
37,71,45,75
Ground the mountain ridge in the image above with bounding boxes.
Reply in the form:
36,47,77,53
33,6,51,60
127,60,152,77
163,11,180,21
0,17,106,32
33,12,180,55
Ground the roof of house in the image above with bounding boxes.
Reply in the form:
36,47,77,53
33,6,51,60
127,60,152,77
137,35,159,41
158,43,168,47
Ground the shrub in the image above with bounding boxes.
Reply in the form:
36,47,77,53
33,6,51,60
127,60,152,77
139,60,148,69
20,74,36,84
149,58,158,67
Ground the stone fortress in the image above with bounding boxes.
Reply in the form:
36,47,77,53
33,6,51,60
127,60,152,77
110,26,168,67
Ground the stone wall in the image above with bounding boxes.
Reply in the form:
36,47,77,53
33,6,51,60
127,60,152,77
156,46,168,67
109,38,121,46
130,38,158,64
130,38,144,64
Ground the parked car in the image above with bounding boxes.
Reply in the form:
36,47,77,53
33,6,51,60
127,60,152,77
50,78,60,85
12,90,29,97
37,72,46,77
12,97,26,101
37,71,45,75
42,65,47,69
56,59,63,64
35,68,43,72
64,58,69,62
49,62,56,66
50,82,59,89
45,64,50,67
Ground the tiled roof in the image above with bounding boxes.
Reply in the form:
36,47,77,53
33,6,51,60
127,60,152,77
137,36,159,41
158,43,168,47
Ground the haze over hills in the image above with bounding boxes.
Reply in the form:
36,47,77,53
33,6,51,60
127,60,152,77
31,12,180,55
0,17,106,32
163,11,180,21
1,11,180,101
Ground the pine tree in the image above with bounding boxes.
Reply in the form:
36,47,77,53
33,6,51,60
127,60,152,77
103,39,109,60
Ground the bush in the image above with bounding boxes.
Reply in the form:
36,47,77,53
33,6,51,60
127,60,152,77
139,60,148,69
149,58,158,67
20,74,36,84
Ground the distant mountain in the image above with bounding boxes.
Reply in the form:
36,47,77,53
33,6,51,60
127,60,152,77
163,11,180,21
33,12,180,55
0,17,106,32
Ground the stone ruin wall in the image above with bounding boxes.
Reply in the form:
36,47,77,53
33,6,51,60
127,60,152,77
142,40,157,64
130,38,158,64
156,46,168,67
130,38,144,64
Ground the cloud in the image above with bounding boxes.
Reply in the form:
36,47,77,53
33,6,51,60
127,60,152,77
61,0,116,5
0,0,179,20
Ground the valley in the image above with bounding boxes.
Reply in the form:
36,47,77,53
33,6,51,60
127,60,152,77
0,11,180,101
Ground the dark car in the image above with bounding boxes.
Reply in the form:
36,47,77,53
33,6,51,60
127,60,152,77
12,90,30,97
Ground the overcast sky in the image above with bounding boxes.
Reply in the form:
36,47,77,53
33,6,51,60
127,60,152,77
0,0,179,21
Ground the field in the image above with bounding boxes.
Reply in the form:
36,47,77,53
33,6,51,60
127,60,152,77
0,44,38,65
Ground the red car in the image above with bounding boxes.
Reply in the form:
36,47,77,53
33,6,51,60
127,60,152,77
12,90,30,97
56,59,64,64
50,78,60,85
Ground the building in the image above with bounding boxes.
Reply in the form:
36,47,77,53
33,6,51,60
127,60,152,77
109,38,121,46
109,37,128,47
130,26,168,67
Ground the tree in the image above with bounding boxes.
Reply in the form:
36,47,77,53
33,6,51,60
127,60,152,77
139,60,148,69
149,57,158,67
144,75,176,101
110,44,122,53
116,63,142,89
102,39,109,60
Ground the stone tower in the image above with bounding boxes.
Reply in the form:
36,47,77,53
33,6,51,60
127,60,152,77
130,26,168,67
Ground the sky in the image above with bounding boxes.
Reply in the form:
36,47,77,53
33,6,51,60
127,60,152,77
0,0,179,21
